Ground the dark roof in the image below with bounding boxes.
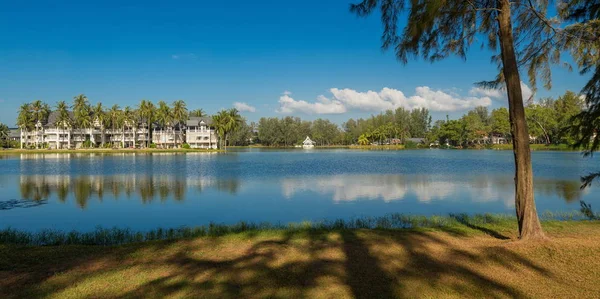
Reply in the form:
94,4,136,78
45,111,74,127
186,117,213,127
9,128,20,138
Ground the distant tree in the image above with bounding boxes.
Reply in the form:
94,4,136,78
409,108,431,138
0,123,9,148
490,107,511,140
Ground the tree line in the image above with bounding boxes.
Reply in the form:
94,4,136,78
428,91,585,147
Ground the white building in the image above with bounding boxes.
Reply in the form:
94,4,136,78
18,113,217,150
302,136,315,149
185,117,218,149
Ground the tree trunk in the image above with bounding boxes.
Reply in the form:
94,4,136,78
497,0,545,240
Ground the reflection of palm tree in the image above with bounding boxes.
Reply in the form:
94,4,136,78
174,180,186,201
73,177,93,209
57,182,69,203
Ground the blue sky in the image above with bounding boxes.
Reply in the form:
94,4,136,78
0,0,589,126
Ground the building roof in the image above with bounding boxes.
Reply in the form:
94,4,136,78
45,111,74,127
186,117,213,127
9,128,20,138
303,136,315,145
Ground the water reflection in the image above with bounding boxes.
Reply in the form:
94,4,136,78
282,175,585,206
19,174,240,208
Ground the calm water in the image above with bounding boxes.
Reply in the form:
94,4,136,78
0,149,597,232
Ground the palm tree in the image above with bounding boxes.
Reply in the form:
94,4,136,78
108,105,121,148
358,134,369,145
172,100,188,147
17,104,33,149
72,94,90,143
78,105,93,148
122,106,136,148
226,108,243,148
212,111,227,150
30,100,50,149
93,103,107,148
189,109,204,118
54,101,72,149
138,100,155,148
156,101,173,148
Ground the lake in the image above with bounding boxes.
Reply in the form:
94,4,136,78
0,149,597,232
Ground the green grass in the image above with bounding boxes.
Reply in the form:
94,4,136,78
2,213,596,246
2,216,600,298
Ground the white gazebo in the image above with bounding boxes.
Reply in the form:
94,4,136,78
302,136,315,149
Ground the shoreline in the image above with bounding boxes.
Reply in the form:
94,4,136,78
0,148,223,155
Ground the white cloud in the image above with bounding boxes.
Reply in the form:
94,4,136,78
468,81,534,102
278,87,492,114
233,102,256,113
469,87,504,98
277,94,347,114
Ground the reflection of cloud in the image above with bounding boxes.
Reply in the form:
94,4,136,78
281,174,584,208
282,175,406,202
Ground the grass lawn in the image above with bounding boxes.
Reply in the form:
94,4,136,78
1,218,600,298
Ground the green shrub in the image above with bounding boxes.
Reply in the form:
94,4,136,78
404,140,418,149
83,140,92,148
149,143,157,149
182,143,191,149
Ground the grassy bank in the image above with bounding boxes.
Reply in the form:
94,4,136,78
2,214,600,298
0,148,222,155
348,144,406,150
489,143,577,151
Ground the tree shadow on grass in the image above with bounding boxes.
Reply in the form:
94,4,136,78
449,214,511,240
1,229,557,298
